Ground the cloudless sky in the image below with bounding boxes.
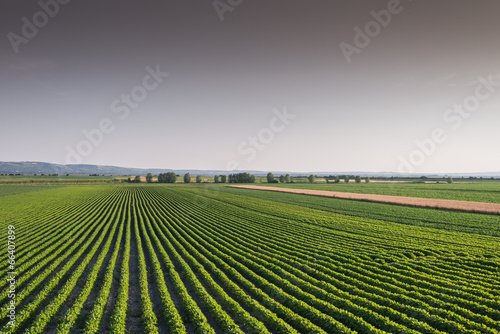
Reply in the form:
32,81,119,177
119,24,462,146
1,0,500,173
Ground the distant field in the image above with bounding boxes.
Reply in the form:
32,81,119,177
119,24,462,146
1,183,499,333
218,185,500,236
254,181,500,203
0,185,62,197
0,175,124,184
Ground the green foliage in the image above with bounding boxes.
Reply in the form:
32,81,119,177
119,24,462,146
1,185,499,334
279,175,285,183
267,172,274,183
228,173,255,183
220,175,227,183
447,177,454,184
146,173,153,183
134,175,141,183
221,185,500,236
308,175,315,183
285,174,291,183
214,175,220,183
0,185,60,197
344,176,350,183
355,176,361,183
196,175,202,183
252,182,500,203
184,173,191,184
365,177,370,183
158,172,177,183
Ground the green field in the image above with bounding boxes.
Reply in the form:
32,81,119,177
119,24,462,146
254,181,500,203
1,184,499,333
0,185,62,197
219,185,500,237
0,175,123,184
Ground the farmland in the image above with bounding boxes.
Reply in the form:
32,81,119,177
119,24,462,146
1,184,499,333
254,181,500,204
219,185,500,237
0,175,123,185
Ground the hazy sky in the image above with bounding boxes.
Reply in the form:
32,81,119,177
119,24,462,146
1,1,500,173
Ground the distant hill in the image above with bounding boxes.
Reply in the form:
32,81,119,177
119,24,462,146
0,161,246,176
0,161,499,178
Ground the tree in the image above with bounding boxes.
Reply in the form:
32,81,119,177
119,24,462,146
285,174,291,183
166,172,177,183
279,175,285,183
220,175,227,183
134,175,141,183
228,173,255,183
365,176,370,183
158,172,177,183
184,173,191,183
344,175,350,183
127,177,131,183
196,175,202,183
214,175,220,183
355,175,361,183
308,174,315,183
146,173,153,183
447,177,453,184
267,172,274,183
335,175,340,183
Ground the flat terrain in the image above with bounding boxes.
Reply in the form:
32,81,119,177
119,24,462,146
253,181,500,203
227,185,500,215
1,184,499,333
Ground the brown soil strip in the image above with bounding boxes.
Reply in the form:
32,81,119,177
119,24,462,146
126,219,144,333
226,185,500,215
99,228,125,333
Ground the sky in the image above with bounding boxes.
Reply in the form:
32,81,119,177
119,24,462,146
1,0,500,174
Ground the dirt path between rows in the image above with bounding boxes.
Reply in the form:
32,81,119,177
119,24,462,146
226,185,500,215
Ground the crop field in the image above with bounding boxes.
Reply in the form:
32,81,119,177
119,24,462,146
227,185,500,216
1,184,499,333
219,186,500,237
0,175,122,185
0,185,62,197
256,181,500,204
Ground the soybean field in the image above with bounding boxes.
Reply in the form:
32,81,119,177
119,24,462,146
1,184,499,333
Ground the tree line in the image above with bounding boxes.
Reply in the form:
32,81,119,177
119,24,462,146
265,173,372,184
127,172,256,184
129,172,439,185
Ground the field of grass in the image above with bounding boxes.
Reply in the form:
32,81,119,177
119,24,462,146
0,185,62,197
255,181,500,203
1,183,499,333
0,175,125,184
